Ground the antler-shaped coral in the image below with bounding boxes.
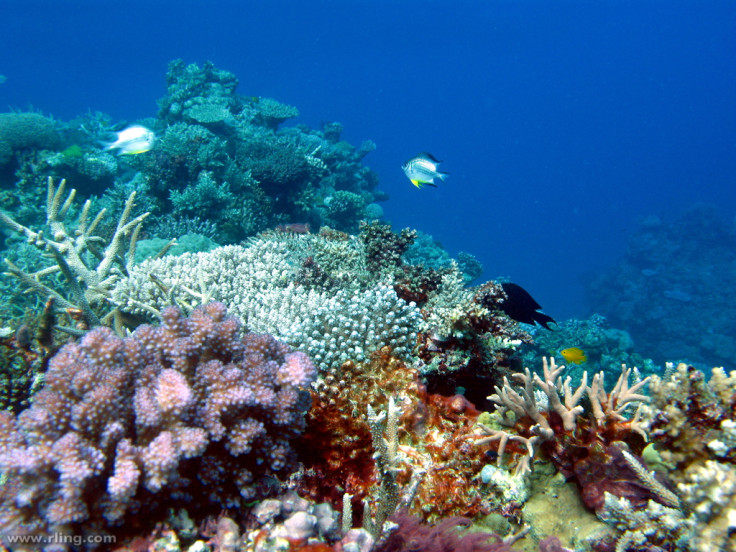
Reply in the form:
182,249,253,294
0,177,149,329
488,358,586,432
589,366,650,424
479,358,651,474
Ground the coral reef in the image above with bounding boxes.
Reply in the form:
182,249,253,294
0,303,315,548
0,322,47,412
140,59,384,240
0,112,60,168
296,347,490,525
586,205,736,367
359,220,416,276
417,279,532,409
375,513,514,552
518,314,656,384
619,362,736,551
110,231,422,371
110,225,528,396
1,60,387,288
2,56,707,552
0,177,148,328
477,358,669,515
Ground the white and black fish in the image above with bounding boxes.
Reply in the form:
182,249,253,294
402,152,448,188
103,125,156,155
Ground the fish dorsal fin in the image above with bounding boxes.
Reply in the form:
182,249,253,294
418,152,442,164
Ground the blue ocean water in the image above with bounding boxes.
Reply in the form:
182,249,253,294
1,0,734,322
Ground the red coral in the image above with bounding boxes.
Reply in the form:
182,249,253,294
293,390,377,513
294,348,488,522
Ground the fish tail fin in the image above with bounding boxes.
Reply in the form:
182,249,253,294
438,171,449,181
536,313,557,330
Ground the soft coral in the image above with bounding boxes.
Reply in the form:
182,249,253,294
375,513,514,552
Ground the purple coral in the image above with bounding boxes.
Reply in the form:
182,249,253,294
376,513,513,552
0,303,315,547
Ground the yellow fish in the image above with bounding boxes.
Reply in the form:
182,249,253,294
560,347,587,365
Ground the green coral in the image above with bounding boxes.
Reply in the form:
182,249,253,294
324,190,367,232
184,101,232,124
170,171,235,218
0,112,60,166
134,232,219,263
60,144,83,158
253,97,300,129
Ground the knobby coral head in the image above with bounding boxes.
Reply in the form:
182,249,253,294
0,302,316,548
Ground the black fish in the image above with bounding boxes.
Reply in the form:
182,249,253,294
499,282,556,330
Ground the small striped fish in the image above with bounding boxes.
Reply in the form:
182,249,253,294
402,152,448,188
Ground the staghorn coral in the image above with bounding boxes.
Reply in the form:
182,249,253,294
477,358,671,516
0,177,149,329
0,303,315,549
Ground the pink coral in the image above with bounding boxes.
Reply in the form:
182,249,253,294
0,303,315,548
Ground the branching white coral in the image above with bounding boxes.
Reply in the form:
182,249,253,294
479,358,650,474
0,177,149,329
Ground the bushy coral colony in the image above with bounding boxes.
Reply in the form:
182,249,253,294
0,61,734,552
0,304,316,545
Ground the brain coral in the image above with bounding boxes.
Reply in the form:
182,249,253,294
0,112,60,165
0,303,315,547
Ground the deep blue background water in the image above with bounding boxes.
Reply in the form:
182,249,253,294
2,1,735,321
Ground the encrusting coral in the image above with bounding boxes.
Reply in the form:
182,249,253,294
0,302,315,548
626,362,736,552
296,347,490,527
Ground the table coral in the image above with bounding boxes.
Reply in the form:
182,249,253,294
0,302,315,548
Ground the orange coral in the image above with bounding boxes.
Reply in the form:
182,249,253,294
295,347,488,522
